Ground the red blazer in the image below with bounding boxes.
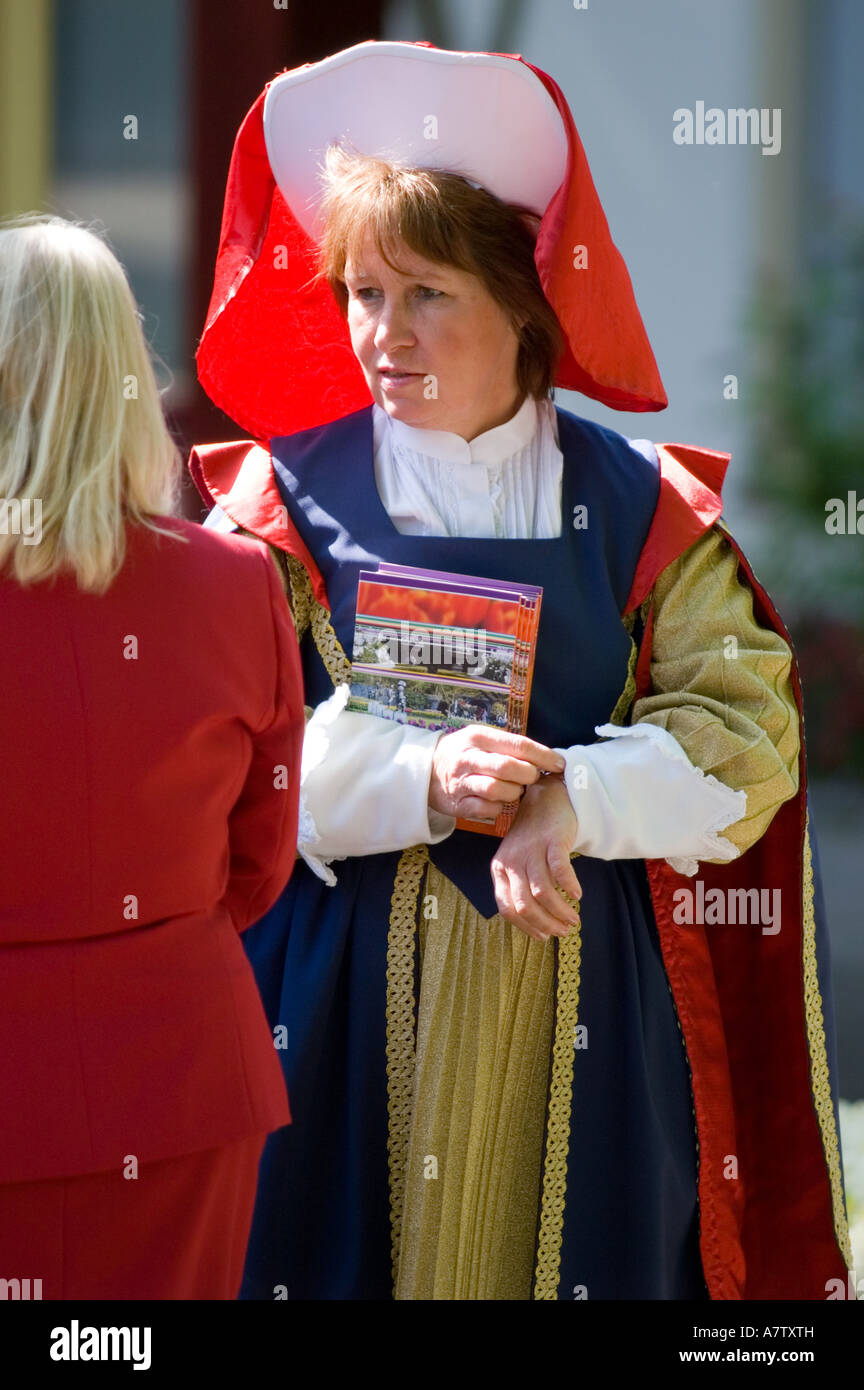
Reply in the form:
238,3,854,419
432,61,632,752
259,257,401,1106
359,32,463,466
0,517,304,1183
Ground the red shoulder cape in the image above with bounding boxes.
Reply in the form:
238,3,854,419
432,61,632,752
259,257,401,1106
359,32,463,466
190,435,851,1300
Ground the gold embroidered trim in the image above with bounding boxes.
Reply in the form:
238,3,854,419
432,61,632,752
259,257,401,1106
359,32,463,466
386,843,429,1288
802,815,853,1268
309,598,353,688
284,553,314,641
533,902,582,1300
282,554,353,688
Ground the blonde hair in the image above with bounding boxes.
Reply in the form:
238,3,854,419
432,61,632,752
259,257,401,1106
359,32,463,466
0,214,183,592
316,146,563,399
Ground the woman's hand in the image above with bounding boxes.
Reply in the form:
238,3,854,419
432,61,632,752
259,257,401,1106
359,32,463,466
429,726,566,822
491,778,582,941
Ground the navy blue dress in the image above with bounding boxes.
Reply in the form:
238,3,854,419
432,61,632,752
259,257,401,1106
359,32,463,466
239,404,708,1300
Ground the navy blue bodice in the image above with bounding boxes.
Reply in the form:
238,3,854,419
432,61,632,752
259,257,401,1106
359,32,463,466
270,403,660,915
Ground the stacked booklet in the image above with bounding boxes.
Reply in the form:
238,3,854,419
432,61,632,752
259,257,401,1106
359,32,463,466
347,561,543,836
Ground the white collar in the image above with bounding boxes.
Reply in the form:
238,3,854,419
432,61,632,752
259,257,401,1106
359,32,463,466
376,395,539,468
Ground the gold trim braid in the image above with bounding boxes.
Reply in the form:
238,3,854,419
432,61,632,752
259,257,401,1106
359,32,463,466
310,599,353,688
284,552,315,641
802,815,853,1268
386,844,429,1286
533,908,582,1300
283,554,352,689
281,547,432,1286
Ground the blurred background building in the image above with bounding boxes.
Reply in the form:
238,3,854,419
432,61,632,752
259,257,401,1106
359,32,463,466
1,0,862,1121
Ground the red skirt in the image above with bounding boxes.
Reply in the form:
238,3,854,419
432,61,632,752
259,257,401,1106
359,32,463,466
0,1133,266,1299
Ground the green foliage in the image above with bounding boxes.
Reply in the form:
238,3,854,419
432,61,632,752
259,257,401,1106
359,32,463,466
747,224,864,526
744,223,864,777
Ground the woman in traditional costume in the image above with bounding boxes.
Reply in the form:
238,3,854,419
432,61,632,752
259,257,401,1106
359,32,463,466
191,41,852,1300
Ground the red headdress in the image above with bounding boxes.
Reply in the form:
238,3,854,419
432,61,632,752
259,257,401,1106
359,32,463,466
195,39,667,439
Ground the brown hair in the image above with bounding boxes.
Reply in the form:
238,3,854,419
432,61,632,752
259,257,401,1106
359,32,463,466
315,146,563,399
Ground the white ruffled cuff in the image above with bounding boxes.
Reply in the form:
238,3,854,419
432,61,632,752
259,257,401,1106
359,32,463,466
296,685,350,885
554,722,747,876
297,684,457,883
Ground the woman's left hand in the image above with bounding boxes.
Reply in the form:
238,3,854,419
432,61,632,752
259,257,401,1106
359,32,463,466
490,777,582,941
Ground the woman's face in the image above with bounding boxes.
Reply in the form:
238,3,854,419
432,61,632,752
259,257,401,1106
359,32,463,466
343,235,523,441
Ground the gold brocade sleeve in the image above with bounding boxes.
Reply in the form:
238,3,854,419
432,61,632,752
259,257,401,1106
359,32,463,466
630,525,800,858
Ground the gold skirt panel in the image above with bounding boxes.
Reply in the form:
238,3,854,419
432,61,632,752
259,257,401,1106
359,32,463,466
395,859,557,1300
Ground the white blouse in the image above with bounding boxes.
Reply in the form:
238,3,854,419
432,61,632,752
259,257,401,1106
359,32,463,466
372,394,563,538
290,398,746,885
